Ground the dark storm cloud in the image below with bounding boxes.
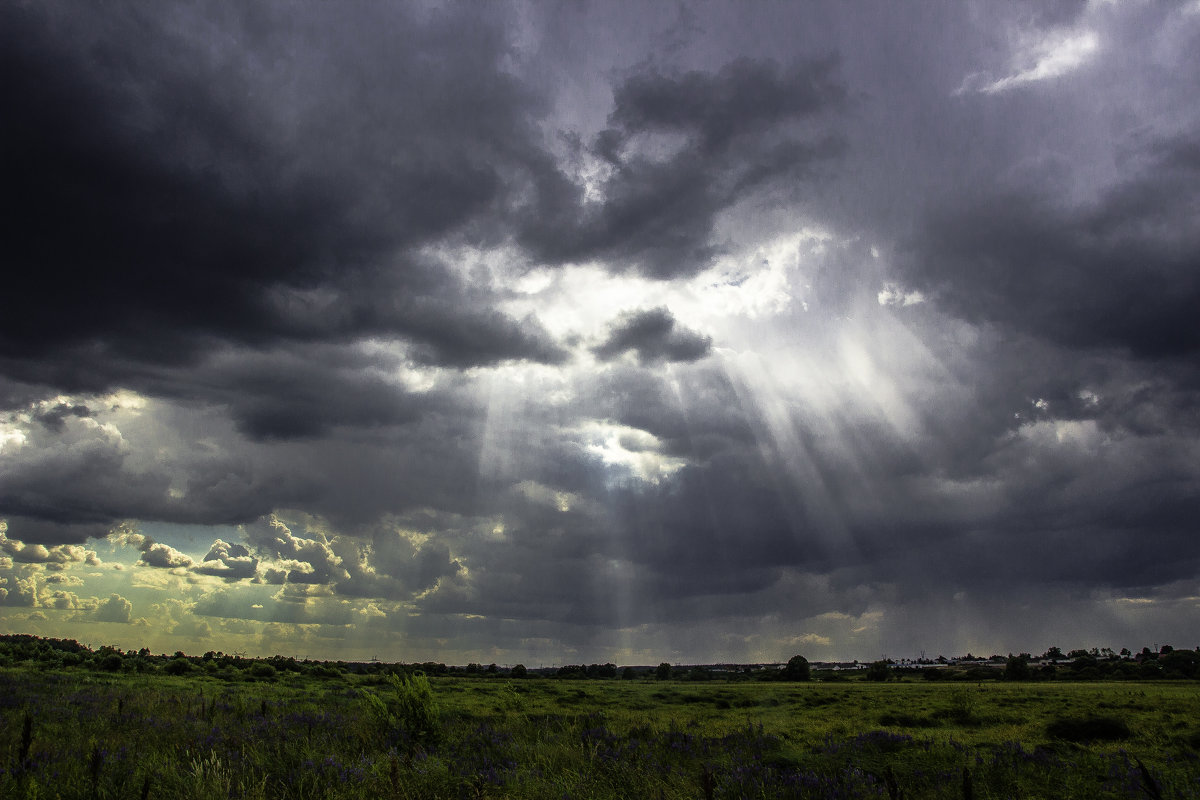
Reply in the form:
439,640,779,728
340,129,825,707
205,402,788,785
581,363,756,462
31,403,93,433
186,346,433,441
902,135,1200,358
332,528,463,600
5,0,1200,661
0,1,566,385
592,307,712,364
607,57,843,153
0,517,115,548
518,57,846,277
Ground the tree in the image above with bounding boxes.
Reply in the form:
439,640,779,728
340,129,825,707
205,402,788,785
865,660,890,682
1003,655,1031,681
1160,649,1199,678
510,664,527,678
782,655,811,682
656,662,672,680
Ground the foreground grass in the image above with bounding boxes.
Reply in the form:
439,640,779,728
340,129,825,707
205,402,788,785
2,668,1199,799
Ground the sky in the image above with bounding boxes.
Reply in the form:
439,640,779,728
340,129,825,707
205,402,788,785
2,0,1199,666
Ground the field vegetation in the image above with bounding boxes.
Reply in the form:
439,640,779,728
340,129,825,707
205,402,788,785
1,636,1198,799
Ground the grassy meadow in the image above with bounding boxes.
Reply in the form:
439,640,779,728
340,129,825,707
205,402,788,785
3,664,1200,799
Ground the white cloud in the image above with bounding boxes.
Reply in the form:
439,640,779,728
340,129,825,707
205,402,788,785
877,283,926,308
958,29,1100,94
576,421,688,484
93,593,134,623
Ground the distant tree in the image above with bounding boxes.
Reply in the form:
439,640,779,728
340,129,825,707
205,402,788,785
510,664,527,678
598,663,617,678
865,661,890,682
1044,646,1064,660
1139,659,1162,678
621,666,636,680
1160,649,1199,678
1003,655,1031,681
656,662,672,680
1120,648,1131,658
782,655,811,682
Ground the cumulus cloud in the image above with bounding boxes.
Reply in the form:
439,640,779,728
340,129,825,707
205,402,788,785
109,528,193,570
243,516,347,586
0,525,100,567
93,594,134,624
194,539,259,581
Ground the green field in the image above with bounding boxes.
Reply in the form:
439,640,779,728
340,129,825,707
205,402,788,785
3,665,1199,799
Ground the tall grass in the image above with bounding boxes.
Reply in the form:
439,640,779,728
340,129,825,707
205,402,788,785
2,668,1198,799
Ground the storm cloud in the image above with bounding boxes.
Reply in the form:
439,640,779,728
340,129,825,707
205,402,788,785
2,0,1199,664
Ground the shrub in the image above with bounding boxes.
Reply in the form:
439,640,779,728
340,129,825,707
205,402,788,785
363,671,441,746
163,658,192,676
249,662,277,679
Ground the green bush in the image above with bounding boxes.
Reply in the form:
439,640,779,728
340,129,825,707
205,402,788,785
363,671,441,746
249,662,277,678
163,658,192,676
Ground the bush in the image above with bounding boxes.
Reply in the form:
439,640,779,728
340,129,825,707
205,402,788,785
163,658,192,676
249,662,277,678
363,671,441,747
